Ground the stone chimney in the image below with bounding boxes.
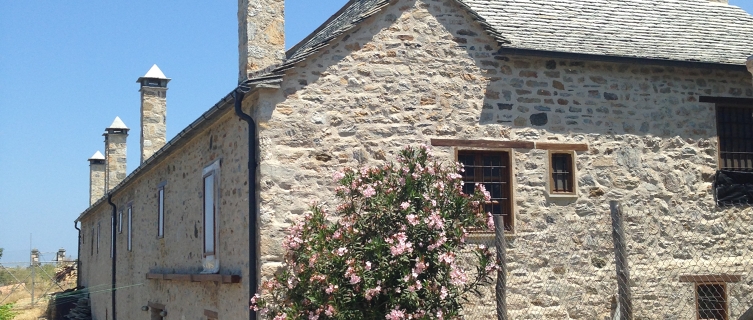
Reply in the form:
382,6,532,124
238,0,285,82
88,151,106,205
137,64,170,163
56,248,66,263
104,117,129,191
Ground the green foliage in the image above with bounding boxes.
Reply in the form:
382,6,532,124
0,303,17,320
252,146,498,319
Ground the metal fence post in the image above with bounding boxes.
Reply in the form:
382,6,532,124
610,201,632,320
494,214,507,320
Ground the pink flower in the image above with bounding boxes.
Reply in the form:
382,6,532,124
336,247,348,256
450,265,468,285
476,183,491,201
362,185,376,198
365,261,372,271
274,313,286,320
406,214,419,226
365,286,381,300
386,307,406,320
333,171,345,181
440,286,448,299
400,202,410,210
426,212,444,230
326,284,338,294
486,212,495,230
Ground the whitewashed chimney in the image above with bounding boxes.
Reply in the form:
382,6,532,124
104,117,129,191
88,151,106,205
238,0,285,82
137,65,169,163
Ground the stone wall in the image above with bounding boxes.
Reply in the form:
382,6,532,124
140,85,167,163
78,108,252,320
254,0,753,318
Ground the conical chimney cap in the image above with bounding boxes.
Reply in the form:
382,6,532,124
137,64,171,83
107,116,129,130
88,151,105,161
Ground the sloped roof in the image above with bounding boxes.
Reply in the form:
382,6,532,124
282,0,391,70
462,0,753,66
283,0,753,68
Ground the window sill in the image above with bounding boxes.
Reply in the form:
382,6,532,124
146,272,241,284
547,192,578,199
679,274,742,283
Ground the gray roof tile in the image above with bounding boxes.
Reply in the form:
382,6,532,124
461,0,753,65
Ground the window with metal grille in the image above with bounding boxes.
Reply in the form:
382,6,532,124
457,151,513,231
697,283,727,320
716,105,753,171
550,152,575,194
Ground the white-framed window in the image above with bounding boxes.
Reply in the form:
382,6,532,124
203,161,220,256
118,210,123,234
127,203,133,252
157,181,166,238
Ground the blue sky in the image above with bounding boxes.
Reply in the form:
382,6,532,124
0,0,752,263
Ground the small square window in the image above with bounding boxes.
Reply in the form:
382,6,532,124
697,283,727,320
549,151,576,196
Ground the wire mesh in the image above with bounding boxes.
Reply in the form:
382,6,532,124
622,203,753,320
457,201,753,320
459,207,618,319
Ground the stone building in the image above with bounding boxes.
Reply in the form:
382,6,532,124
74,0,753,319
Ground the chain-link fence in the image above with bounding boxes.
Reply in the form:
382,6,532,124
458,201,753,319
0,250,78,317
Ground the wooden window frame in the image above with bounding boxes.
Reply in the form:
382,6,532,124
127,203,133,252
547,150,577,197
455,149,514,232
714,103,753,172
203,160,220,257
696,282,728,320
157,181,167,239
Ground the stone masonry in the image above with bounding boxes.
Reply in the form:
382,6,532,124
76,0,753,318
250,0,753,318
89,151,105,205
238,0,285,81
138,70,168,163
78,109,252,320
104,119,128,191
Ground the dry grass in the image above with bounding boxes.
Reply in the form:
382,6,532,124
9,298,47,320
